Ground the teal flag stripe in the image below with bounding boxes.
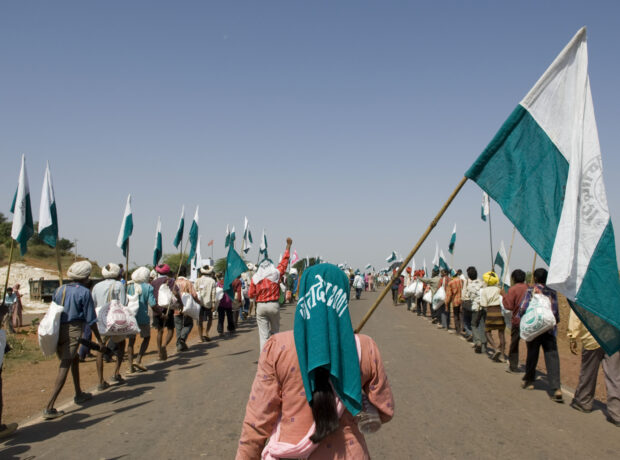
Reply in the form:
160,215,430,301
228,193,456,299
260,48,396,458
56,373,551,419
465,105,569,264
39,202,58,248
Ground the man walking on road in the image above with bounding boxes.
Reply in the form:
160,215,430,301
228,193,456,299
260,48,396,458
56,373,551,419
567,309,620,426
44,261,103,420
502,269,528,372
249,237,292,350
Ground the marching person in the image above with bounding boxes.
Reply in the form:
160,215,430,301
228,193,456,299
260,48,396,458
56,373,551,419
174,266,200,352
567,310,620,426
445,270,464,334
502,269,528,373
463,266,484,350
248,237,292,351
519,268,563,403
480,272,506,362
93,263,127,390
195,265,217,342
236,263,394,459
126,267,156,373
43,261,103,419
151,264,180,361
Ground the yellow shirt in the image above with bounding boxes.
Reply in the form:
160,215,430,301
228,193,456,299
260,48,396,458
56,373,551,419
567,310,600,351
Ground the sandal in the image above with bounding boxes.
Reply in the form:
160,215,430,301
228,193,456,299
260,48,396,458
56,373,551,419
43,408,65,420
74,392,93,404
0,423,18,438
97,381,110,391
110,374,126,385
133,363,147,372
552,390,564,403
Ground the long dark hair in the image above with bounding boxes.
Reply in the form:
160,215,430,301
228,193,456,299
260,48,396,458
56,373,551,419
309,367,339,443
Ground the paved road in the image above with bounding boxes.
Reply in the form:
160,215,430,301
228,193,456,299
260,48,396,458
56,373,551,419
2,291,619,459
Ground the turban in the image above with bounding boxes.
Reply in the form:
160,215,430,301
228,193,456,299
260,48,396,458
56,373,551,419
67,261,92,280
102,263,121,279
483,271,499,286
289,268,298,276
406,267,412,274
200,265,214,276
156,264,171,275
131,266,151,284
149,269,157,280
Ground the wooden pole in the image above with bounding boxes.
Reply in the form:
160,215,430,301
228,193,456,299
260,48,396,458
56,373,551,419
2,240,15,305
355,176,468,333
55,244,64,286
176,238,189,278
531,251,537,285
488,203,494,270
502,226,517,290
125,239,130,284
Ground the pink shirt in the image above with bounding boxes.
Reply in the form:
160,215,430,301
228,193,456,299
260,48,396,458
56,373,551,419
236,331,394,459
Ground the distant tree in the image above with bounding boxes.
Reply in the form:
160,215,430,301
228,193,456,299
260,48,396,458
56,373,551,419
161,252,189,275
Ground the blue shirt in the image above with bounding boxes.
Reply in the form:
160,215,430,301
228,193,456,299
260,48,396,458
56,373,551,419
127,282,156,325
53,282,97,325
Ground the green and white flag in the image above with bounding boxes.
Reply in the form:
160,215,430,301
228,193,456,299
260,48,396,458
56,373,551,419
481,192,490,221
423,258,427,276
153,217,163,266
432,243,439,272
173,205,185,249
385,251,397,263
224,244,248,298
439,249,450,272
448,224,456,254
259,228,268,259
116,194,133,257
187,206,199,263
10,154,34,256
38,161,58,248
243,216,253,254
365,263,372,270
494,240,511,288
225,225,236,248
466,27,620,354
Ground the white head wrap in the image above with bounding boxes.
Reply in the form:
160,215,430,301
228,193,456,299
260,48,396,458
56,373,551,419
150,269,157,280
102,263,121,279
252,260,280,284
131,266,150,284
67,261,92,280
289,268,298,276
200,265,214,276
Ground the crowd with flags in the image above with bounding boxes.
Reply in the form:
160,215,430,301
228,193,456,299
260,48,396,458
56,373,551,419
1,26,620,444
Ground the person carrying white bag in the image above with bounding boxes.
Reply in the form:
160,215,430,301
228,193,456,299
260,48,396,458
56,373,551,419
92,263,128,391
42,260,103,420
518,268,563,403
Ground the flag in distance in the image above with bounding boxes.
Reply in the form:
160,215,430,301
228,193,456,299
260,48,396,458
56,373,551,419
423,258,427,276
243,217,253,254
207,239,214,246
290,249,299,266
187,206,199,263
116,194,133,258
38,161,58,248
494,240,511,288
224,244,248,298
448,224,456,254
259,229,268,260
153,217,162,266
386,251,397,263
10,155,34,256
465,27,620,354
173,205,184,249
432,243,439,272
439,250,450,271
481,192,490,221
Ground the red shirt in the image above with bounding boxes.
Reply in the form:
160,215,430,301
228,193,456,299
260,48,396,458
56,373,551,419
502,282,528,326
248,249,290,303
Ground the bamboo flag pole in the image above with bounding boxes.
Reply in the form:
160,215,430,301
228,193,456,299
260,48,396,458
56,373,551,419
2,240,15,305
176,238,189,278
125,239,130,284
488,202,494,270
531,252,537,285
55,244,64,286
355,176,468,333
502,226,517,290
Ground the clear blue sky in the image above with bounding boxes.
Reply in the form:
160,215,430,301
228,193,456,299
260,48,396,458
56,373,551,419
2,1,620,274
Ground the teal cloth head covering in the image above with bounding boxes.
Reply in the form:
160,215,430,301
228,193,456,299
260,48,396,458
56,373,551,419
294,263,362,416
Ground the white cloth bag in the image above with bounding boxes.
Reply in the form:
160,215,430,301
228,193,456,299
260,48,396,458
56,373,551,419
422,289,433,304
519,293,557,341
38,288,67,356
431,286,446,311
181,293,201,320
97,299,140,336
